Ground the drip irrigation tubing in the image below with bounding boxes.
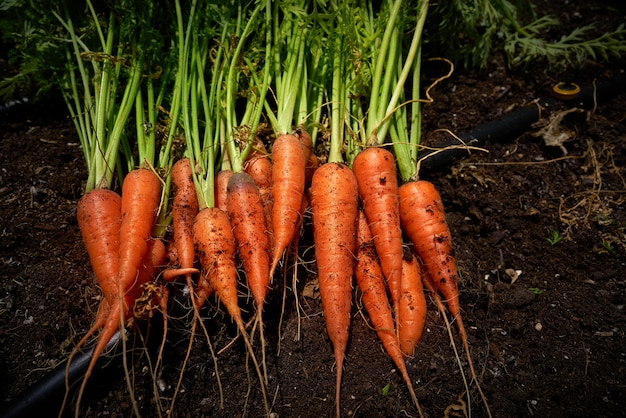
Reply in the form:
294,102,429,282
0,331,123,418
418,72,626,177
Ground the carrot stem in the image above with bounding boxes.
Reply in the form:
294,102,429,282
224,2,265,173
329,32,346,164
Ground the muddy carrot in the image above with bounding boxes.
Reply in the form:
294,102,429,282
398,251,427,356
214,169,233,213
76,189,122,305
172,158,200,272
352,147,403,319
399,179,492,418
226,172,272,382
192,206,269,414
309,162,359,418
355,210,424,416
243,141,274,246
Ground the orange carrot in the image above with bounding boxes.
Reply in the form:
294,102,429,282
172,159,200,272
352,147,403,319
309,162,359,418
226,172,271,310
126,238,167,309
165,158,201,285
243,140,273,203
269,133,307,278
76,189,121,305
397,251,427,356
355,211,424,416
117,168,162,297
71,188,121,379
226,172,272,382
399,179,492,418
193,208,240,314
398,181,460,334
192,206,269,414
243,142,274,245
214,169,233,213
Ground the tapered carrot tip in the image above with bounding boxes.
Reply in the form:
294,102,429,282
163,267,199,282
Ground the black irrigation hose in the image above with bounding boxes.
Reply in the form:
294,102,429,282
418,72,626,177
1,72,625,418
0,331,123,418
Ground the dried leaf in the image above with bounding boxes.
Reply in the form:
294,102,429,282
532,108,585,154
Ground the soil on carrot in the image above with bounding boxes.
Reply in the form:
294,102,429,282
1,1,625,417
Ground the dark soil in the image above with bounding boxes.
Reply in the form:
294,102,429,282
1,1,625,417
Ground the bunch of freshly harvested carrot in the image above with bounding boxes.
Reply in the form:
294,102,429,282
52,0,496,416
345,1,493,416
300,1,491,417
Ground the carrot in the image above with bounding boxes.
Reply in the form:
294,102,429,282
352,147,403,319
192,208,241,317
67,188,121,403
226,172,271,310
398,181,460,334
309,162,359,418
215,169,233,213
226,172,272,382
354,210,424,417
243,142,274,246
399,179,492,418
167,163,216,414
269,133,307,278
172,158,200,272
117,168,162,297
192,206,269,414
127,237,167,311
76,189,122,305
243,141,273,203
397,251,427,357
165,158,201,283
